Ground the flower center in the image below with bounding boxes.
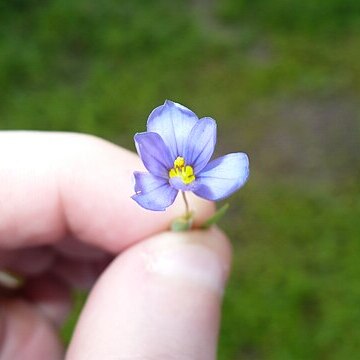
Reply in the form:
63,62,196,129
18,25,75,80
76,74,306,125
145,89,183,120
169,156,195,185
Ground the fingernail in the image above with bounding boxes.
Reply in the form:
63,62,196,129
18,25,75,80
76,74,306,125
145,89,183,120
0,270,24,289
144,232,229,294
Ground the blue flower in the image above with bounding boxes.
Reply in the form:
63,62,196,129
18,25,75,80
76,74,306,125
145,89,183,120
132,100,249,211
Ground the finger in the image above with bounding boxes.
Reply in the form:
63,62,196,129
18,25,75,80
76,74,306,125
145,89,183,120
0,132,214,252
66,228,231,360
0,300,63,360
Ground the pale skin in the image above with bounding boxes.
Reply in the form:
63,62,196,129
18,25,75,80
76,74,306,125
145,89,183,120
0,132,232,360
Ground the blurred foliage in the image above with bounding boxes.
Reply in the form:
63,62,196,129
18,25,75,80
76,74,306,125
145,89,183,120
0,0,203,141
1,0,360,359
218,0,360,36
220,182,360,359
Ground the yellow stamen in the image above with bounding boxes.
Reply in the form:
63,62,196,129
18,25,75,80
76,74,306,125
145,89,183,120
174,156,185,168
169,157,195,185
169,168,177,178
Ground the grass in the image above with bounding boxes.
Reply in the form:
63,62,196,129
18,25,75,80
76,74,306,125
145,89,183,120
1,1,360,358
219,182,360,359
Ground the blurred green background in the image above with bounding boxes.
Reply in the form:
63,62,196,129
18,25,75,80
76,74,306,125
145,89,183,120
1,0,360,358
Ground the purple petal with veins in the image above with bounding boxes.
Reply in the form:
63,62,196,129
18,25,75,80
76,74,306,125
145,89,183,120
132,100,249,211
132,172,178,211
194,153,249,201
147,100,198,159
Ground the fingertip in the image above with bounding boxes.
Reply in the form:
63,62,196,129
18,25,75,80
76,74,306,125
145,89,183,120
142,227,232,289
67,228,232,359
207,226,233,276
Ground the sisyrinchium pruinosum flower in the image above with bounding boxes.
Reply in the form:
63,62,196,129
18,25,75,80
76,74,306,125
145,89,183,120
132,100,249,212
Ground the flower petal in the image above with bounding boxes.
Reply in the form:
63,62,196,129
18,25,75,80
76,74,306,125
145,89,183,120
134,132,173,178
169,176,197,192
147,100,198,159
193,153,249,201
132,172,178,211
184,117,216,173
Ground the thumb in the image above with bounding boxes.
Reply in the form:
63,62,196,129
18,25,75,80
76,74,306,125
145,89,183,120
66,228,232,360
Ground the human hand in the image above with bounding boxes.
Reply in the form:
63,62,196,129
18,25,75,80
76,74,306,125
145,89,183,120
0,132,232,360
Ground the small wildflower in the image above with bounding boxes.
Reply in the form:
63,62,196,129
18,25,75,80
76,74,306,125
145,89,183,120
132,100,249,212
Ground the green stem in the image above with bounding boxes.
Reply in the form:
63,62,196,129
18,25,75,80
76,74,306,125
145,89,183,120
171,191,193,232
181,191,190,219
